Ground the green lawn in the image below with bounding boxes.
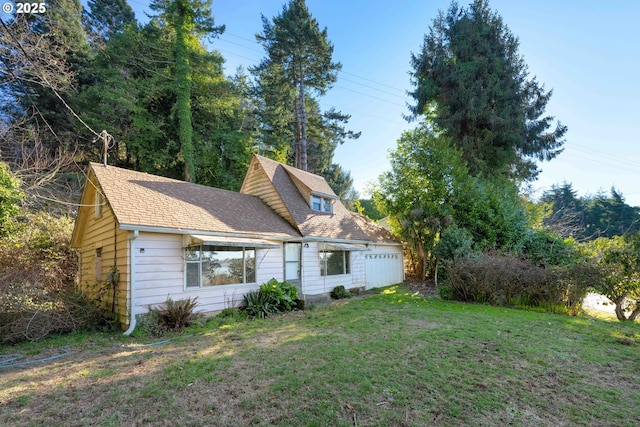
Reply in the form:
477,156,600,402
1,285,639,426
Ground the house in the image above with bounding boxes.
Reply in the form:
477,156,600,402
71,155,404,332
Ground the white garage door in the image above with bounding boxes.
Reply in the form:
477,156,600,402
365,252,404,289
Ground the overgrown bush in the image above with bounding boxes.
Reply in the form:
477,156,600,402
443,253,590,314
242,278,300,319
0,212,115,344
148,297,201,333
330,285,351,299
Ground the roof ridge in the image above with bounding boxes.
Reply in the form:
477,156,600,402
89,162,254,197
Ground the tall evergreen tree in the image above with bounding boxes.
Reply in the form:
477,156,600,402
84,0,135,41
150,0,223,182
409,0,566,181
252,0,346,171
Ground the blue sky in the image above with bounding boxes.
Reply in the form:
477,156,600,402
128,1,640,205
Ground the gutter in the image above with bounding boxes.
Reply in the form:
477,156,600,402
123,230,139,336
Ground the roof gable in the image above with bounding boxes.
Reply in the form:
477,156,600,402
241,155,398,243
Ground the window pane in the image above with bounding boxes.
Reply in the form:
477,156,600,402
185,246,200,261
311,196,321,211
319,251,328,276
245,249,255,283
285,262,299,280
202,247,243,286
186,262,200,288
322,198,332,213
326,251,344,275
345,252,350,274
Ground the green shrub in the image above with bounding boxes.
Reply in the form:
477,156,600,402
148,297,201,332
242,279,300,319
330,285,351,299
259,278,298,311
242,290,279,319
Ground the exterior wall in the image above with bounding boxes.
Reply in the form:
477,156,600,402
77,180,129,327
364,244,405,289
132,232,285,316
300,242,367,296
242,164,295,226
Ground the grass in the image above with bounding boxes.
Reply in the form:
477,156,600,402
1,285,639,426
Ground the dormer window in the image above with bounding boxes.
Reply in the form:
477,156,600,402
311,194,334,214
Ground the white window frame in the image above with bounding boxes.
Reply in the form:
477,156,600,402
319,250,350,276
310,195,334,214
185,245,257,288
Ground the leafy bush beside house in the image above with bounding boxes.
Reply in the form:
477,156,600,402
241,278,299,319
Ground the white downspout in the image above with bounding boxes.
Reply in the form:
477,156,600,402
123,230,139,335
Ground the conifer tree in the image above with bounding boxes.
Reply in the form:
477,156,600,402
252,0,344,171
409,0,566,181
150,0,223,182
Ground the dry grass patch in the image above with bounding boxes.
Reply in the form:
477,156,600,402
1,286,639,426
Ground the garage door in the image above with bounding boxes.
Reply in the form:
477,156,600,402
365,252,404,289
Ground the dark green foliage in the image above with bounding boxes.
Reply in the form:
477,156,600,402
149,0,224,182
443,253,589,315
251,0,359,179
409,0,566,181
520,229,581,268
452,175,528,251
148,297,201,332
541,184,640,241
330,285,351,299
376,123,528,278
259,278,299,311
242,290,279,319
355,199,384,221
433,224,475,263
84,0,135,41
242,278,300,319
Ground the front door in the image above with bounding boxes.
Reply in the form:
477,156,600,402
284,243,302,293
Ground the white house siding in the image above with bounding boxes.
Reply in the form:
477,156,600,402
364,245,404,289
300,242,366,296
132,232,285,315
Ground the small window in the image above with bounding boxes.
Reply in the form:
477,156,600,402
95,192,103,218
311,196,322,211
322,198,332,213
311,195,333,214
319,250,350,276
185,245,257,287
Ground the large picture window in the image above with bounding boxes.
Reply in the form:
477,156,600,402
319,250,350,276
185,245,256,288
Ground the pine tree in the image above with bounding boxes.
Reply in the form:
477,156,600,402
252,0,345,171
409,0,566,181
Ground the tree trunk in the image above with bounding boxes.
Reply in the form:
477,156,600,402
299,78,308,171
614,294,628,321
434,258,439,287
